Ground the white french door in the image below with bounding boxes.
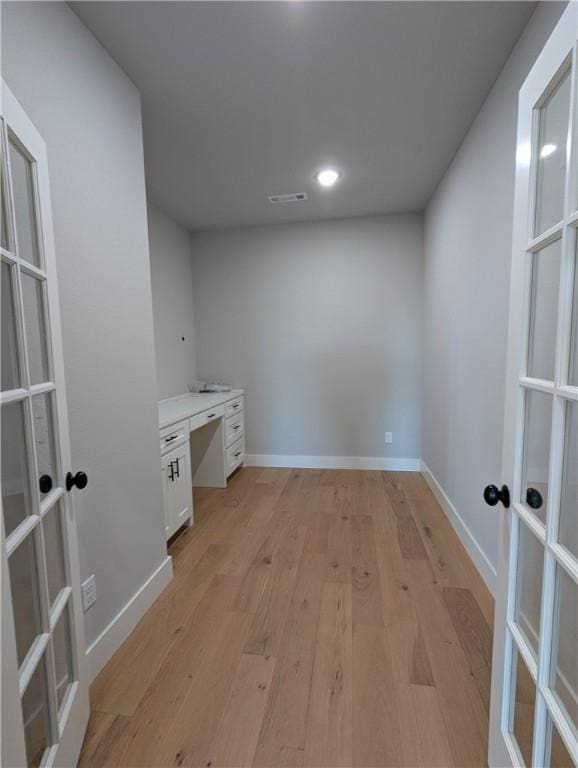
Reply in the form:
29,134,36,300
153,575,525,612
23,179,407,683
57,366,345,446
1,83,89,766
489,5,578,768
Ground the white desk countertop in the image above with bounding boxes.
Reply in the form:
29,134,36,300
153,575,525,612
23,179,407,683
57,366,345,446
158,390,244,430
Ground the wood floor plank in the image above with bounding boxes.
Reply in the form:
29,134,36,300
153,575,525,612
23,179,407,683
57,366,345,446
352,624,404,767
326,494,352,584
304,582,353,768
89,589,177,716
78,711,130,768
256,467,288,485
108,576,244,766
233,528,281,614
151,610,252,767
396,684,456,768
207,653,277,768
409,487,495,625
410,625,435,687
253,553,326,767
244,524,307,656
80,468,494,768
90,546,234,716
294,469,322,525
350,514,384,626
408,560,489,767
443,586,493,671
443,586,493,714
397,515,429,560
303,486,333,554
374,516,416,625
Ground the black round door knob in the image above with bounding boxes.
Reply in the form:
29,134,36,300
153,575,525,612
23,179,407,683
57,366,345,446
66,471,88,492
39,474,53,494
483,484,510,509
526,487,543,510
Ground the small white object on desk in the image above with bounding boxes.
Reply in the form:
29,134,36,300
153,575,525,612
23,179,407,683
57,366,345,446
158,390,245,541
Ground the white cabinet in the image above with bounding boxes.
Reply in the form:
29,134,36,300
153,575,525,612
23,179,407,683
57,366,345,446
158,391,244,538
161,442,193,540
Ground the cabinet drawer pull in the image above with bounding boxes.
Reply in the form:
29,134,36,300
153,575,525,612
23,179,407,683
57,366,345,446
233,425,240,431
165,435,178,443
207,412,217,419
232,404,240,409
234,451,242,458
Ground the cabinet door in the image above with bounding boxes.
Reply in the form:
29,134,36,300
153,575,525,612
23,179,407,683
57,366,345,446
161,447,193,540
171,447,193,531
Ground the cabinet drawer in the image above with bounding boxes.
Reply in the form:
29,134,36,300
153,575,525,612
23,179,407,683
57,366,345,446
225,396,243,418
226,436,245,476
189,404,224,433
224,411,244,447
160,420,189,455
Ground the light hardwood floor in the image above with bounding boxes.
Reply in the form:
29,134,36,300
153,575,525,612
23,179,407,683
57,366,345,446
79,468,494,767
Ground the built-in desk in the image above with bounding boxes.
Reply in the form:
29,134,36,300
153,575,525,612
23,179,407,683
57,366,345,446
158,390,245,539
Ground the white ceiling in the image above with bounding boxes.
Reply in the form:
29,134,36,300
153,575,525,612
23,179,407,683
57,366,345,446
72,1,536,232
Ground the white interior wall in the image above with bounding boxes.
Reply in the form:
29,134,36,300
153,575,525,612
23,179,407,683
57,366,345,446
421,2,565,589
191,214,423,465
148,202,196,400
2,1,169,672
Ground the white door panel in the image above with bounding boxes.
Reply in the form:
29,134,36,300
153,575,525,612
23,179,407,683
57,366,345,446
488,6,578,768
1,81,89,768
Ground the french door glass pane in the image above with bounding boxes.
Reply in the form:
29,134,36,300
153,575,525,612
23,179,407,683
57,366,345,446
569,240,578,386
1,260,20,391
8,534,42,667
550,565,577,730
521,389,552,523
8,136,40,267
21,272,49,385
510,647,536,767
42,501,66,608
549,718,574,768
558,400,577,559
53,604,74,712
534,69,571,236
527,239,561,380
1,400,33,538
21,653,51,768
32,392,58,497
514,522,544,658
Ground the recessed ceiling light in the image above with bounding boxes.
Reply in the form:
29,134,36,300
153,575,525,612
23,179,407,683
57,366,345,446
540,143,557,158
316,168,340,188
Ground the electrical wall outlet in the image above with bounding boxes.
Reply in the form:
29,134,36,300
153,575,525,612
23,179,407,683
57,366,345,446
81,574,97,612
385,432,393,445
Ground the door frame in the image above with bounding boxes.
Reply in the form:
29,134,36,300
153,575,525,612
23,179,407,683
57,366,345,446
489,5,578,767
1,80,90,767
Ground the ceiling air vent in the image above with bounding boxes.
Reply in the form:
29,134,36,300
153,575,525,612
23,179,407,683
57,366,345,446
268,192,308,204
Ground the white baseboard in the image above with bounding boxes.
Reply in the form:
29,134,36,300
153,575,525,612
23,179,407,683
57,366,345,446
245,454,421,472
420,461,497,595
85,555,173,681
